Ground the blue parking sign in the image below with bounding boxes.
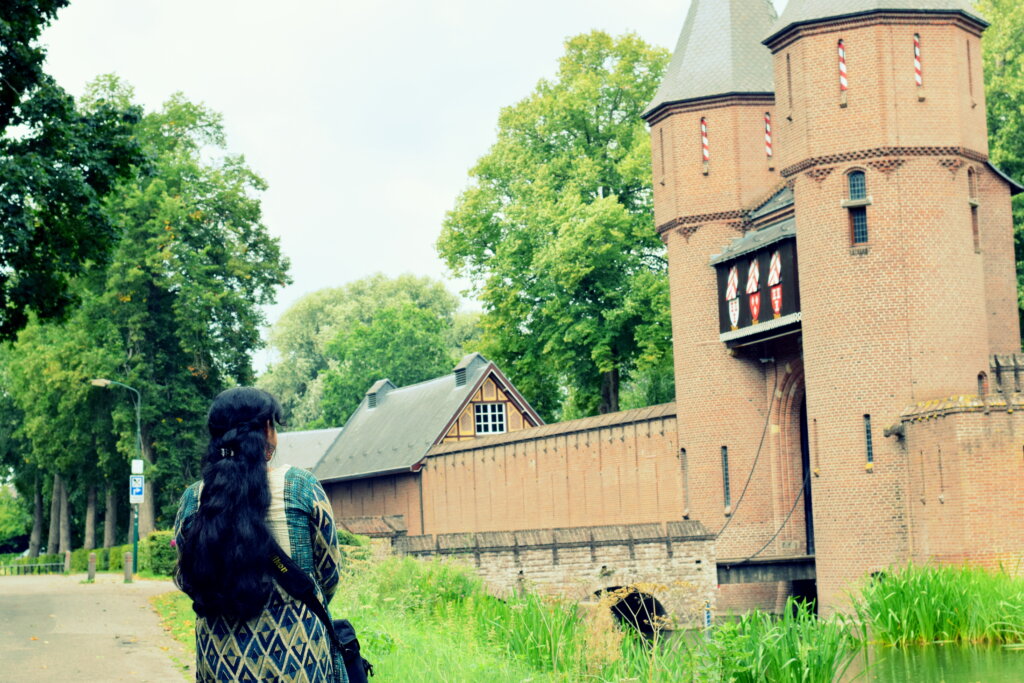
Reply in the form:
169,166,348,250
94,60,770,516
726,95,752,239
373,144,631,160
129,475,145,504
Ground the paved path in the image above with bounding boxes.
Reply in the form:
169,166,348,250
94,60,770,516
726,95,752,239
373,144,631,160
0,573,189,682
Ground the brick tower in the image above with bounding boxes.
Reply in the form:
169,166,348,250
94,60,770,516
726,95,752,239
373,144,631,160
764,0,1021,608
643,0,812,612
649,0,1024,612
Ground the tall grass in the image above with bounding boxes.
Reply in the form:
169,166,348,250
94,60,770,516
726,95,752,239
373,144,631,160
152,551,1024,681
329,556,862,682
854,564,1024,646
710,599,861,683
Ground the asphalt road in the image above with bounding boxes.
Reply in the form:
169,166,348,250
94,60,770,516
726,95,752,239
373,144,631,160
0,573,189,682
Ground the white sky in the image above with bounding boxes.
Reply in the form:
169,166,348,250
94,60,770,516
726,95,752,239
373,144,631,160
40,0,738,368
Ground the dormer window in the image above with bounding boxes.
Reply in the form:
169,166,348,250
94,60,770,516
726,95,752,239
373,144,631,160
474,403,506,434
842,169,871,245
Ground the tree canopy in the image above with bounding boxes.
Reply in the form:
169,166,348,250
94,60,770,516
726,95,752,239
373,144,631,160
3,77,289,542
437,31,672,420
0,2,143,339
258,274,472,428
979,0,1024,328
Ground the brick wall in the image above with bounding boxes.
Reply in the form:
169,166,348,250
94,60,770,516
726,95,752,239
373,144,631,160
901,395,1024,569
325,472,424,535
420,405,681,535
397,521,717,627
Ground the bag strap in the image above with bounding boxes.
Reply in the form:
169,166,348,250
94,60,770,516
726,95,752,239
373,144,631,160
267,543,345,654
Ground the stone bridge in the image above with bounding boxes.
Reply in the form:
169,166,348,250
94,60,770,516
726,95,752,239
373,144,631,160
392,520,717,630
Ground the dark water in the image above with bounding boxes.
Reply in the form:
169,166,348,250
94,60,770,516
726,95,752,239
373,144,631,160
843,644,1024,682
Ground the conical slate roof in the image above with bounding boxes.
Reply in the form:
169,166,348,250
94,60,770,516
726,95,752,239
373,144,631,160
643,0,778,119
764,0,987,45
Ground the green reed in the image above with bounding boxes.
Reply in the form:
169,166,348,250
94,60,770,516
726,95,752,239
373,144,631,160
854,563,1024,646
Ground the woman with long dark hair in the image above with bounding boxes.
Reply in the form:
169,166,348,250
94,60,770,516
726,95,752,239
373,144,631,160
174,387,344,682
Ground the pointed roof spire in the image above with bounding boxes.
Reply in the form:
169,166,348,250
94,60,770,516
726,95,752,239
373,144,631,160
764,1,987,47
643,0,778,120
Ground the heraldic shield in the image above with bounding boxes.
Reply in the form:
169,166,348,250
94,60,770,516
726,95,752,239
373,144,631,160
771,284,783,318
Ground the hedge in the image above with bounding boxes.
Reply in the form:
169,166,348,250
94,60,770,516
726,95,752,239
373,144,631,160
140,530,176,576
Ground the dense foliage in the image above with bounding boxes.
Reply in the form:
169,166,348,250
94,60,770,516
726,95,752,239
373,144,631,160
2,77,288,551
0,2,143,339
258,274,477,428
979,0,1024,330
438,31,672,420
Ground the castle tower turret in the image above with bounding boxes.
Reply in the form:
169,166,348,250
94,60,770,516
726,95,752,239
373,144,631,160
645,0,812,613
761,1,1023,607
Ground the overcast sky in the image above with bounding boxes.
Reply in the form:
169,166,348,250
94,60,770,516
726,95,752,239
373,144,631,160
40,1,704,368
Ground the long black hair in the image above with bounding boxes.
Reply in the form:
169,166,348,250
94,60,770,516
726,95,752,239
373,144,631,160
176,387,284,620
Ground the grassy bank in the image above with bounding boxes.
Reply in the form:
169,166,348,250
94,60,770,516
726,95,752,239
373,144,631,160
150,557,1024,681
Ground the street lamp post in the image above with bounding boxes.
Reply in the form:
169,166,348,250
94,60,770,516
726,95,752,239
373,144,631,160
91,378,142,573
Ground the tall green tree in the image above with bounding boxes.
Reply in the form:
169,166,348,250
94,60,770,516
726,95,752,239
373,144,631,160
85,79,290,533
0,3,142,339
437,31,672,420
258,274,467,427
979,0,1024,331
4,78,290,540
318,302,454,426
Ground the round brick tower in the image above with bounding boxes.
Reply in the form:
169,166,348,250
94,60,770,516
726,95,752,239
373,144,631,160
644,0,815,612
763,0,1021,608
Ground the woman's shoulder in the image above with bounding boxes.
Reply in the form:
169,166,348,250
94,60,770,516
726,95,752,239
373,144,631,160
282,466,328,504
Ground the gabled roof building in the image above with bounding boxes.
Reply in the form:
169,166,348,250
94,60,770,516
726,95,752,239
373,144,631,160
315,352,542,483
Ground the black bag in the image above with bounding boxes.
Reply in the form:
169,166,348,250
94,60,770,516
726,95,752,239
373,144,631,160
333,618,373,683
268,547,374,682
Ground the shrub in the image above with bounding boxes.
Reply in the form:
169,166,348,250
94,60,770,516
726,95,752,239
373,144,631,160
337,529,370,547
140,530,177,576
10,553,60,567
70,548,91,572
108,545,132,571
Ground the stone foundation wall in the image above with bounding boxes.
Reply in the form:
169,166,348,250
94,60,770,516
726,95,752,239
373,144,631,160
396,521,717,628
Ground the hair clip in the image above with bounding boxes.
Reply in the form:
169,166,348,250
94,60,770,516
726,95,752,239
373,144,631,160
220,448,234,458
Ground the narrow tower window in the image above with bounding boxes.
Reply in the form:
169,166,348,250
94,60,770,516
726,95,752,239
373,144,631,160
968,167,980,253
658,127,666,186
978,372,989,395
966,39,975,105
721,446,731,507
838,39,849,106
786,54,794,114
845,170,870,244
913,34,923,88
864,415,874,464
764,112,773,164
700,117,710,175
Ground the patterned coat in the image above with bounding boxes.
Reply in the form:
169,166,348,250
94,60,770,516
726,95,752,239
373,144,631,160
174,465,344,682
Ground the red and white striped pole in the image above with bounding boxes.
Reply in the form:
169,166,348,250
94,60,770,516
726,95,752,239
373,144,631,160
913,34,923,87
764,112,773,162
838,40,848,105
700,117,710,174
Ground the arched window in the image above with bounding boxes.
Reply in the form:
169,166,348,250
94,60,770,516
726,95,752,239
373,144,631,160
849,170,866,200
978,372,989,396
845,170,870,244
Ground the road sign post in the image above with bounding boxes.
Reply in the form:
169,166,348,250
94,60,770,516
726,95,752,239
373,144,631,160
129,460,144,574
